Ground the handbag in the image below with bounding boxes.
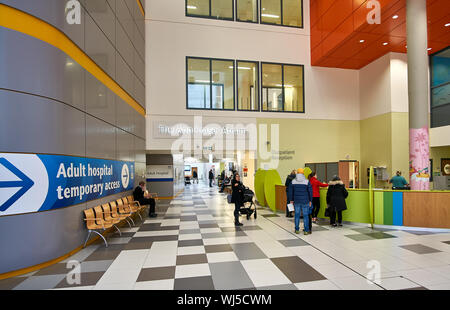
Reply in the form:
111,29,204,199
227,194,233,204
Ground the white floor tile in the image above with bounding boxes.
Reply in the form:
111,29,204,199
378,277,421,290
175,263,211,279
177,246,206,255
330,275,383,290
206,252,239,263
134,279,174,290
241,259,291,287
294,280,341,290
179,233,202,241
203,238,229,245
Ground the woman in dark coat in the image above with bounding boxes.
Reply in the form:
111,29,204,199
326,176,348,227
231,173,245,226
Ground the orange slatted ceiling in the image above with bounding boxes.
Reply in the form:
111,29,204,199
310,0,450,69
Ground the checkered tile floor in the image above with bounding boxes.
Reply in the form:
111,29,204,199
2,183,450,290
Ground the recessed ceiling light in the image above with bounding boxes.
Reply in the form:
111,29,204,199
445,23,450,27
428,48,432,51
392,15,399,19
66,61,74,66
359,39,365,43
262,14,280,18
187,5,197,9
383,42,389,46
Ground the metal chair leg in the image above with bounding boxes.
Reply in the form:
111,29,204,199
83,230,92,248
91,230,108,247
125,218,132,228
113,224,121,236
128,216,135,226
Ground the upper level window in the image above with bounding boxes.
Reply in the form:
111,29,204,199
186,0,234,20
237,0,258,23
186,0,302,28
261,62,304,112
237,61,259,111
187,57,235,110
430,47,450,128
260,0,302,28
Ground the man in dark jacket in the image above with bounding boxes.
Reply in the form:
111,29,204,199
133,181,157,217
288,168,313,235
231,173,245,226
208,169,214,187
326,176,348,227
285,170,296,217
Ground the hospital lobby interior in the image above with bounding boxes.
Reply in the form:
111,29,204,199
1,0,450,295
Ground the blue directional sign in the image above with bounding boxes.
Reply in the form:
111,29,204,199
0,153,135,216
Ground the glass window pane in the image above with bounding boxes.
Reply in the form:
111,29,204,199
212,60,234,109
187,58,211,109
261,0,281,25
431,84,450,108
237,61,259,111
187,0,209,16
283,0,302,27
211,0,233,19
262,63,282,111
283,65,303,112
237,0,258,22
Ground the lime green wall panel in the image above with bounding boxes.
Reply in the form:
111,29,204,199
383,191,394,225
318,189,371,224
374,192,384,225
254,169,267,207
264,170,283,212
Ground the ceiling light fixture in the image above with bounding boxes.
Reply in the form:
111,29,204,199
383,42,389,46
187,5,197,9
445,23,450,27
428,48,432,51
392,15,399,19
359,39,365,43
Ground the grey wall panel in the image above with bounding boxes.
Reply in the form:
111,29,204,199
135,112,146,140
134,27,145,67
85,13,116,80
135,136,146,163
135,162,146,186
106,0,116,13
116,52,135,100
146,154,174,165
0,90,86,156
86,115,117,160
2,0,86,50
128,0,145,40
116,0,136,61
134,48,145,84
116,19,135,76
0,203,87,274
0,28,85,112
134,75,145,107
116,129,135,162
116,97,135,134
85,71,116,125
82,0,116,46
146,182,173,197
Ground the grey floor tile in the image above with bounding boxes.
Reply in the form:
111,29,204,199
209,262,253,290
240,226,263,231
405,230,440,236
137,266,176,282
174,276,215,290
33,263,72,276
80,260,114,273
176,254,208,265
345,234,375,241
443,241,450,245
399,244,442,254
180,216,198,222
310,225,329,231
231,243,267,260
84,249,122,262
257,284,298,290
278,239,309,247
179,229,202,234
199,223,220,228
223,231,247,237
365,232,397,239
130,235,178,243
205,244,234,253
54,271,105,288
202,232,226,239
221,227,243,232
271,256,326,283
0,277,28,290
13,274,67,290
122,241,153,250
178,239,204,247
262,214,280,218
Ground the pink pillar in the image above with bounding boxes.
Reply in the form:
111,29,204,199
409,127,430,190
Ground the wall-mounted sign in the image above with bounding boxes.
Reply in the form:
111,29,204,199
0,153,135,216
146,165,173,182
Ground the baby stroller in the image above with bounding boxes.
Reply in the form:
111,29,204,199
239,187,257,220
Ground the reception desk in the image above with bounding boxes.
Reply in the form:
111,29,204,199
274,186,450,229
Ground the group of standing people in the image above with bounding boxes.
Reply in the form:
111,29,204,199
286,169,348,234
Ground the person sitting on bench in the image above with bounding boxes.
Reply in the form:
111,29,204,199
133,181,157,218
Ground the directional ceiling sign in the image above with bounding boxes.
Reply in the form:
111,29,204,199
0,153,135,216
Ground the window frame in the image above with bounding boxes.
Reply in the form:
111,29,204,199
236,60,260,112
429,46,450,128
261,61,305,113
259,0,304,29
236,0,259,24
185,0,235,21
186,56,236,111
